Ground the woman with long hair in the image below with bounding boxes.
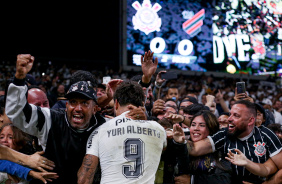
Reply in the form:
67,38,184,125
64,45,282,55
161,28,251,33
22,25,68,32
0,123,58,183
175,110,232,184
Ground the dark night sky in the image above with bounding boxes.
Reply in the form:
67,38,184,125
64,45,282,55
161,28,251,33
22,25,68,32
0,1,121,70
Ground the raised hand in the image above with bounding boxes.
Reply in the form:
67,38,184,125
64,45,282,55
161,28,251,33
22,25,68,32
152,99,165,115
173,124,186,143
234,88,254,102
106,79,123,99
234,87,247,101
215,89,223,100
108,79,123,93
225,149,248,167
155,70,166,87
205,94,215,107
165,114,184,124
141,50,158,83
15,54,35,79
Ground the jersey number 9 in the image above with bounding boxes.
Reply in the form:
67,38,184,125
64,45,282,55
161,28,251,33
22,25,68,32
122,138,145,178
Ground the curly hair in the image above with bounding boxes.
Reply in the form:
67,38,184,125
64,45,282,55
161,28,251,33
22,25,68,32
113,81,145,107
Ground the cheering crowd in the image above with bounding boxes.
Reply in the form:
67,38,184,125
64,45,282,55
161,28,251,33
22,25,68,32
213,0,282,42
0,51,282,184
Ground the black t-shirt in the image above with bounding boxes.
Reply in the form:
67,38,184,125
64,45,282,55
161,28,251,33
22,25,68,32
209,126,282,184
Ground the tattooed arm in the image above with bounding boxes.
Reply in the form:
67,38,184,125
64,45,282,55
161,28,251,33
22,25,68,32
187,138,213,156
77,154,99,184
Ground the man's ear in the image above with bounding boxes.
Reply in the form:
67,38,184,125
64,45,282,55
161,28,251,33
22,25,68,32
93,103,100,114
114,99,119,111
248,116,255,126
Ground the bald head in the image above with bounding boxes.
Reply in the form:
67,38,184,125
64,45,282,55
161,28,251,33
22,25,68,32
28,88,50,108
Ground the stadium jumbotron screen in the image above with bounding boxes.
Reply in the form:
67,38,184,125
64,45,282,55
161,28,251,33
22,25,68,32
126,0,213,72
125,0,282,75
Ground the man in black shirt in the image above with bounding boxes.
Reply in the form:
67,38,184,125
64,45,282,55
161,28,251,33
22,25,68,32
173,100,282,184
5,54,106,184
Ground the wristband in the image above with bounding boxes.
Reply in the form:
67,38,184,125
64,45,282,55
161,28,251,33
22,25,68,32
179,115,185,124
13,76,26,86
139,79,152,88
173,139,187,145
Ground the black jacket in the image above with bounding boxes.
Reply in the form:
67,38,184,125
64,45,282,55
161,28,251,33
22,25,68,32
5,78,105,184
42,110,105,184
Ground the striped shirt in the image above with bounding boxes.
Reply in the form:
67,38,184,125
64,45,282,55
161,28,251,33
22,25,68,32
208,126,282,183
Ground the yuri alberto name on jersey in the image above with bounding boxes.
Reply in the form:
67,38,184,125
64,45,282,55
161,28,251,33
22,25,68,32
106,117,161,138
87,118,162,149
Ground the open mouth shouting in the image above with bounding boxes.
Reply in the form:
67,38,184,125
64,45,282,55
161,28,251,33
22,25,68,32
228,123,235,132
72,114,84,124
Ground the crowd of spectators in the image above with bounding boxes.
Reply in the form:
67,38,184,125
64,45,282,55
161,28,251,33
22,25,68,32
213,0,282,43
0,53,282,183
0,58,281,105
1,56,282,127
0,1,281,184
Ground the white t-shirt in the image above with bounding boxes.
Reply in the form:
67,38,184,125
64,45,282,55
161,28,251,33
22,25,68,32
87,111,167,184
273,110,282,125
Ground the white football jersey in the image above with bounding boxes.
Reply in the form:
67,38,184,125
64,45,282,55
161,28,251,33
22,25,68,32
87,111,167,184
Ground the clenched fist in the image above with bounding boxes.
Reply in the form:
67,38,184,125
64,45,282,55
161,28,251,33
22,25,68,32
15,54,34,79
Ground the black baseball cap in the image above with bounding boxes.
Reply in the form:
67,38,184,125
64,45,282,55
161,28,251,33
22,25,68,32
255,103,266,118
26,74,36,85
182,96,198,104
65,81,97,103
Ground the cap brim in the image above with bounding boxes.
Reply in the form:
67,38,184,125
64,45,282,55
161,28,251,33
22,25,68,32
65,92,97,103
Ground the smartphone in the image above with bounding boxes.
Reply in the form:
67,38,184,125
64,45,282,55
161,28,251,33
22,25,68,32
236,82,245,94
103,76,111,85
161,72,177,80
